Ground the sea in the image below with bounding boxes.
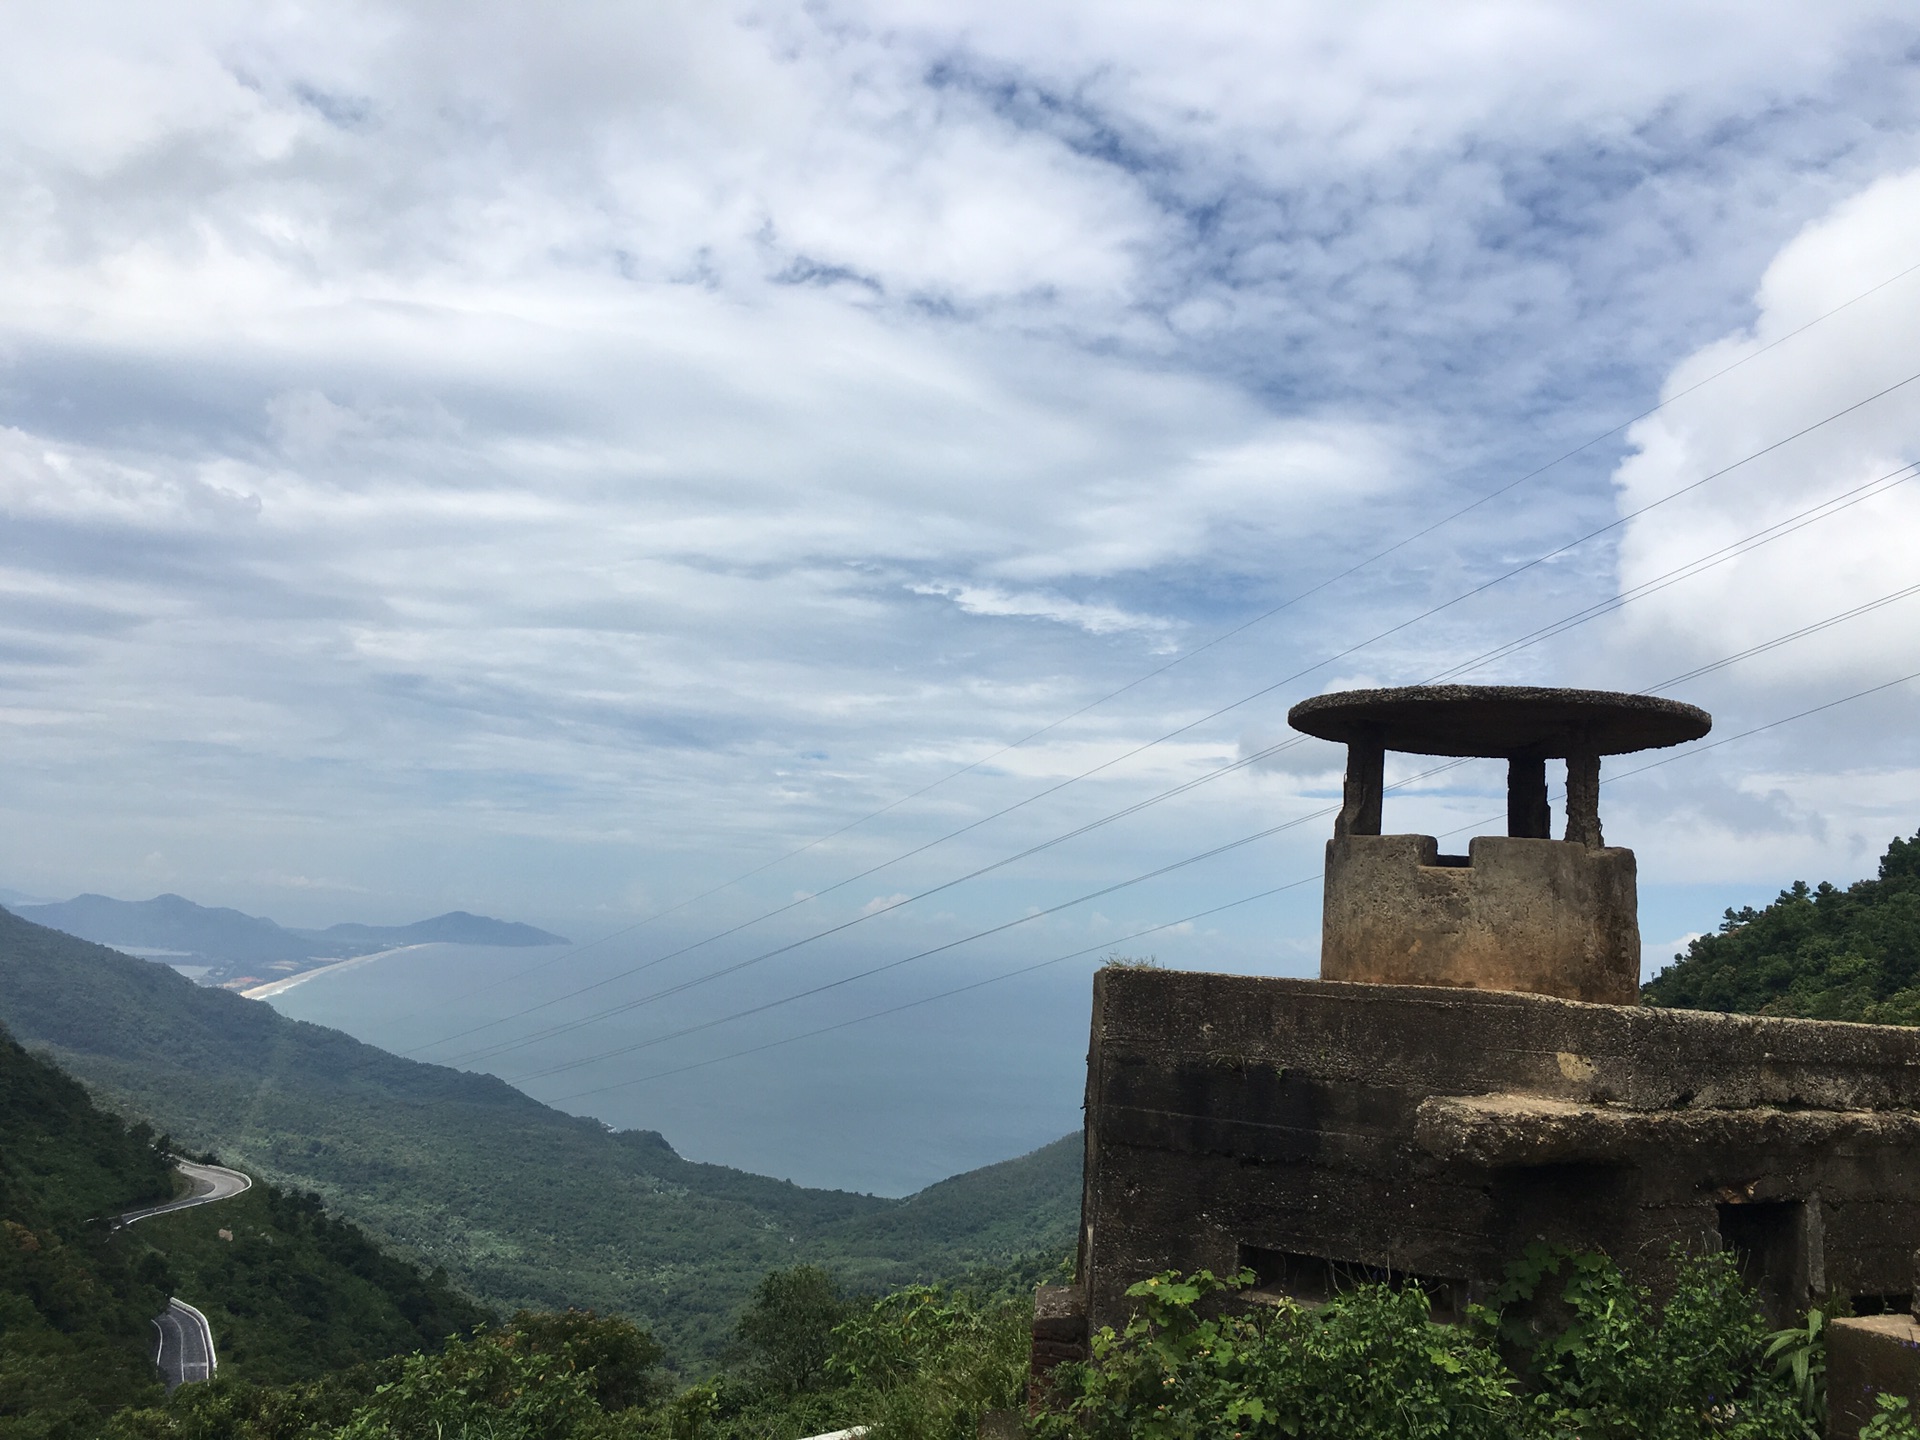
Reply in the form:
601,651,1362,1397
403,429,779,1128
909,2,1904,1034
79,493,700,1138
251,879,1734,1198
259,939,1095,1197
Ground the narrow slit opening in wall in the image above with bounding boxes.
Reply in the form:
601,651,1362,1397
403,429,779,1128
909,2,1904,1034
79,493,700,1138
1851,1294,1913,1317
1715,1201,1803,1324
1237,1244,1467,1324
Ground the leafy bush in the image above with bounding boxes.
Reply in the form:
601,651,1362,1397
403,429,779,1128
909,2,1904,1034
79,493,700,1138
55,1250,1868,1440
1492,1245,1803,1439
1034,1249,1810,1440
1862,1394,1920,1440
640,1268,1031,1440
1762,1306,1826,1438
332,1327,601,1440
106,1311,665,1440
101,1366,391,1440
832,1284,1029,1440
1032,1269,1520,1440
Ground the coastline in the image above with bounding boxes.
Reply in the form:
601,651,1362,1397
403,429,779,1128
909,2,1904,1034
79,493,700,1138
241,944,429,1000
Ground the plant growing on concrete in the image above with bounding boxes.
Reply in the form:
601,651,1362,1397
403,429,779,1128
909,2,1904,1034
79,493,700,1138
1763,1307,1826,1439
1034,1249,1810,1440
1031,1268,1522,1440
1861,1394,1920,1440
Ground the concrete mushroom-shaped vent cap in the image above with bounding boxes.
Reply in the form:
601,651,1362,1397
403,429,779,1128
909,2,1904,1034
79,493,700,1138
1287,685,1710,758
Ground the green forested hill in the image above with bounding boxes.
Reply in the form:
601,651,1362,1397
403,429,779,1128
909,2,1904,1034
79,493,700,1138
0,908,1078,1363
0,1025,484,1435
127,1183,486,1386
1643,828,1920,1021
0,1024,174,1432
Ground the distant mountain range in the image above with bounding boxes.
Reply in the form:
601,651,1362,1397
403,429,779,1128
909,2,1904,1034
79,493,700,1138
0,891,568,987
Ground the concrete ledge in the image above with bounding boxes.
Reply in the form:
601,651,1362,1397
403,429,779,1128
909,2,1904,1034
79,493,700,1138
1093,968,1920,1113
1828,1315,1920,1439
1415,1094,1920,1168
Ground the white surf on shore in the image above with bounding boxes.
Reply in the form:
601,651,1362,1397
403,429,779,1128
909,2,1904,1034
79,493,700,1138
241,945,428,1000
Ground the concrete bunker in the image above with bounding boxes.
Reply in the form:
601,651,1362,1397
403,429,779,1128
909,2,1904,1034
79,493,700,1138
1034,683,1920,1409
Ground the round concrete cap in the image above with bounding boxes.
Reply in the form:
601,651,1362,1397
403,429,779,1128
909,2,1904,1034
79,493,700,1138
1287,685,1711,758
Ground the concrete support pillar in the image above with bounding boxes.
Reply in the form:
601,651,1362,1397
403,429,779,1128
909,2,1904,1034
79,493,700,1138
1565,751,1603,848
1029,1285,1088,1411
1506,756,1551,838
1335,739,1384,838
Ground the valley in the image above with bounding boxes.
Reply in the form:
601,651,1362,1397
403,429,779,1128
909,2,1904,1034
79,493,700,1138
0,907,1078,1365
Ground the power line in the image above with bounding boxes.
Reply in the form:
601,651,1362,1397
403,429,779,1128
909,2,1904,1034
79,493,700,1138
545,662,1920,1101
550,878,1325,1101
388,256,1920,1036
1426,460,1920,685
503,619,1910,1087
1641,583,1920,692
430,380,1920,1068
508,807,1340,1083
508,759,1484,1086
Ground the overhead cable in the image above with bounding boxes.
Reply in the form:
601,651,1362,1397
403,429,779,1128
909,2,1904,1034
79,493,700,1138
434,399,1920,1068
391,257,1920,1037
548,661,1920,1100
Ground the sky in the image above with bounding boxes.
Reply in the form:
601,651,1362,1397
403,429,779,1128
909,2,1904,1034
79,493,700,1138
7,2,1920,1190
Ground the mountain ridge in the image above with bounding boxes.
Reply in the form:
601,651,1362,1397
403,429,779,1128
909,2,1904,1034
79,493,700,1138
1643,827,1920,1022
0,1018,488,1426
5,891,569,987
0,905,1078,1362
295,909,567,949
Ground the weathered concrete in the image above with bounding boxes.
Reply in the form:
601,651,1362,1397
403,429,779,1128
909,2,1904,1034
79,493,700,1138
1828,1315,1920,1439
1321,834,1639,1004
1295,685,1705,1004
1415,1094,1920,1169
1028,1284,1087,1408
1287,685,1712,758
1066,969,1920,1340
1033,685,1920,1404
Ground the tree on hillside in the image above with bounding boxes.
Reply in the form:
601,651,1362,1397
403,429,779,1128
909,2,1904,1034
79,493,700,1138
1643,828,1920,1022
732,1264,850,1401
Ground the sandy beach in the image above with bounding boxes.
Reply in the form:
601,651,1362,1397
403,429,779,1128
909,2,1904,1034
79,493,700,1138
241,944,428,1000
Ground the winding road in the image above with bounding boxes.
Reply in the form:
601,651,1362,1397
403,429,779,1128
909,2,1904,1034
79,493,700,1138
153,1299,218,1388
117,1159,252,1390
115,1159,251,1229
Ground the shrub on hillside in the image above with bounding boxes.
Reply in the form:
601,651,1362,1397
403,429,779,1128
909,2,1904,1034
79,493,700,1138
1033,1249,1809,1440
106,1311,666,1440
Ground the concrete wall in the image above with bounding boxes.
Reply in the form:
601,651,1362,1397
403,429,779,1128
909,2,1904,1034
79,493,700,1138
1075,968,1920,1336
1829,1315,1920,1439
1321,833,1639,1005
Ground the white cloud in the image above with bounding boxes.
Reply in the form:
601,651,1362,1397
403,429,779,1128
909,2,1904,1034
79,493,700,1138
1584,166,1920,892
1,0,1918,954
14,5,1920,1187
910,581,1176,642
1607,167,1920,694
